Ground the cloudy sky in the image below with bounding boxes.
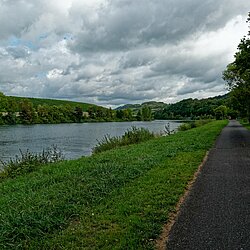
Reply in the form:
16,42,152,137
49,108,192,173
0,0,249,107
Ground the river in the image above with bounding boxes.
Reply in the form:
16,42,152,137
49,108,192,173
0,120,182,162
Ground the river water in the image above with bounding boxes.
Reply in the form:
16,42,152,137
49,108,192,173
0,120,181,162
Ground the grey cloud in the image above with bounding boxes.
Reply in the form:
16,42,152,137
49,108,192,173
176,80,219,96
0,0,45,39
0,0,249,107
119,48,156,69
71,0,249,53
6,46,30,59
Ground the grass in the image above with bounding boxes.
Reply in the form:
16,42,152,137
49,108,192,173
240,119,250,130
93,126,156,154
178,119,213,131
0,146,64,180
0,120,228,249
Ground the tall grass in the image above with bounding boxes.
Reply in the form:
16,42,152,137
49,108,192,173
93,126,156,153
178,119,213,131
0,145,64,180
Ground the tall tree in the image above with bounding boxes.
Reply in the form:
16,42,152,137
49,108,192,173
19,100,37,124
141,106,152,121
74,106,83,122
223,12,250,120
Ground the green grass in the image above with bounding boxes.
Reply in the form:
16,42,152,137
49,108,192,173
0,146,64,180
10,96,100,111
93,126,156,154
178,119,213,131
240,119,250,130
0,120,227,249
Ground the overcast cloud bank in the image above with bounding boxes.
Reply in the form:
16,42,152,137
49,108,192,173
0,0,249,107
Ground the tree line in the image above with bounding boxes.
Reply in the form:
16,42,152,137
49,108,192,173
0,93,153,125
223,12,250,122
154,95,236,120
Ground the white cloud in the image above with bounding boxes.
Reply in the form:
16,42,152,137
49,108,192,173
0,0,249,107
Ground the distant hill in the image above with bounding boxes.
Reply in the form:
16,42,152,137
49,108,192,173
154,94,230,119
116,101,167,113
116,94,230,119
0,93,113,125
9,96,102,112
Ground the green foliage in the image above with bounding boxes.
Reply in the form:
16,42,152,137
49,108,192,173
223,12,250,120
19,100,37,124
115,108,134,121
120,106,153,121
178,119,213,131
240,119,250,130
136,109,142,121
93,126,155,153
0,146,64,180
116,102,158,121
0,121,227,249
74,106,83,122
10,96,95,112
213,105,228,120
116,101,165,113
0,93,135,125
141,106,152,121
155,95,230,120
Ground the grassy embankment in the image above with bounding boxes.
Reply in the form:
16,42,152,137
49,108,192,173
0,120,227,249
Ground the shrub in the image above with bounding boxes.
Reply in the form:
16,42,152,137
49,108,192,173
178,119,213,131
178,123,192,131
0,145,64,180
93,126,155,154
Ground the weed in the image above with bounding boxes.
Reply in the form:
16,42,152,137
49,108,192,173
0,145,64,180
93,126,155,153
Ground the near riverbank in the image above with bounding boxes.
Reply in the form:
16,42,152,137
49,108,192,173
0,120,227,249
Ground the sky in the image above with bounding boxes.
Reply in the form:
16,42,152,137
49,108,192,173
0,0,249,107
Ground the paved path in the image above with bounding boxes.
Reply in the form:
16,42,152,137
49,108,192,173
166,120,250,250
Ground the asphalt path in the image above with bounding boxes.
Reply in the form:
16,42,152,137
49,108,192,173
166,120,250,250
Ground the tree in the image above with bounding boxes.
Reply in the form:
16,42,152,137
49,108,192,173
19,100,37,124
136,109,142,121
141,106,152,121
0,92,8,111
88,106,96,119
214,105,228,120
74,106,83,122
4,111,17,125
123,108,133,120
223,12,250,120
116,110,124,119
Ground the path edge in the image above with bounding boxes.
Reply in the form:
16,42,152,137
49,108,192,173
155,151,210,250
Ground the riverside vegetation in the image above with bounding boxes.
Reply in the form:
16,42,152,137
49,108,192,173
0,146,64,180
0,120,227,249
0,91,235,126
0,92,153,125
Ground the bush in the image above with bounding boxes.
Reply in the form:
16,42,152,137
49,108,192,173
0,145,64,180
178,119,213,131
178,123,192,131
93,126,155,153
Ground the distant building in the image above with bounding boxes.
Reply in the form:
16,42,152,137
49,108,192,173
82,112,89,117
